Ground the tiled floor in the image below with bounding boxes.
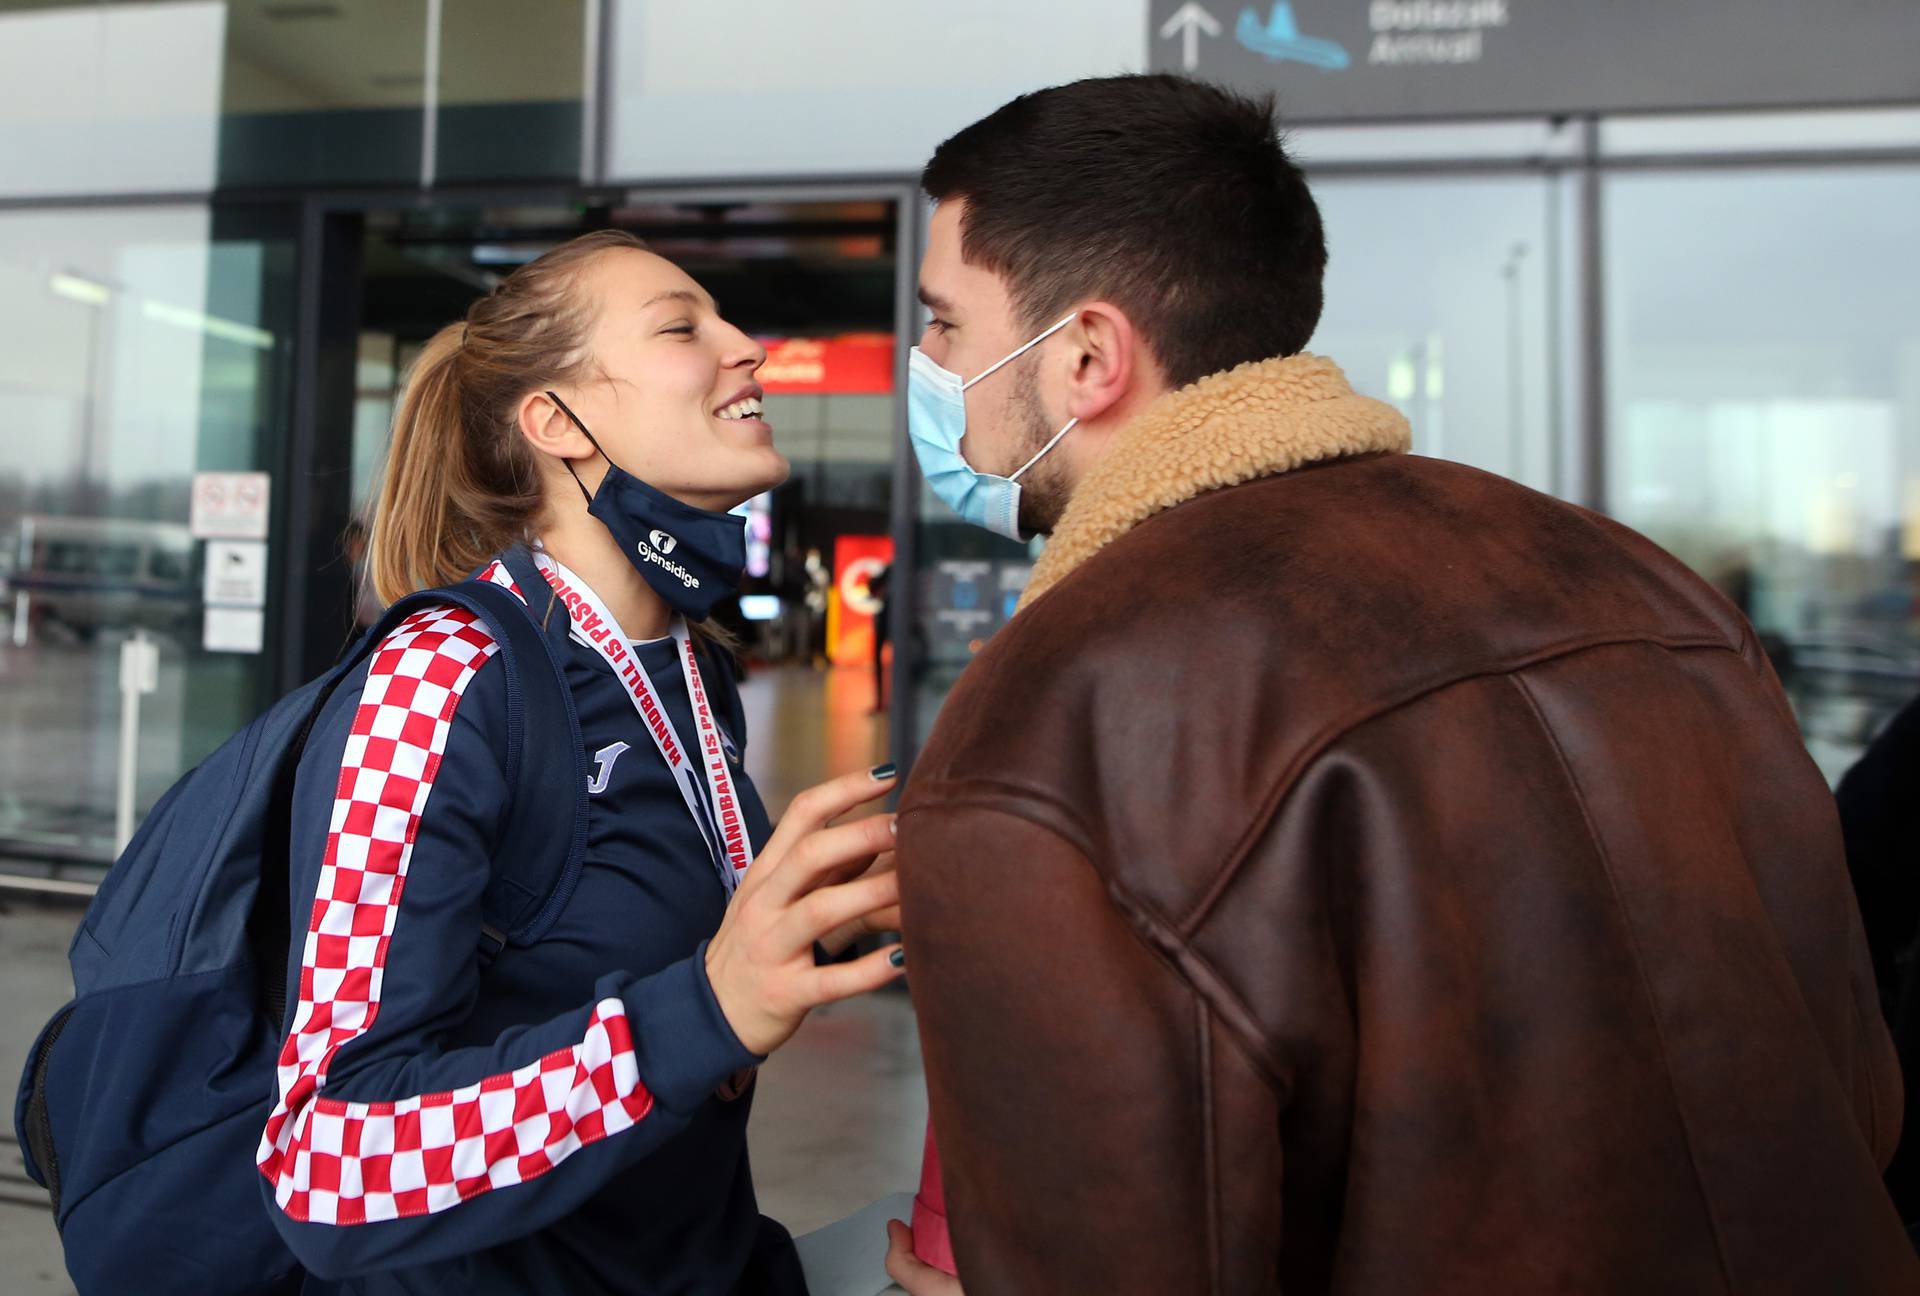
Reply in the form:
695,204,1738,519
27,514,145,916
0,664,923,1292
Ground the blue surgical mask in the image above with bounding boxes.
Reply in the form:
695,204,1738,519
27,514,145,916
907,313,1079,540
546,391,747,621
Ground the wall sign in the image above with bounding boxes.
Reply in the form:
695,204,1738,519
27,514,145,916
190,471,271,540
203,539,268,608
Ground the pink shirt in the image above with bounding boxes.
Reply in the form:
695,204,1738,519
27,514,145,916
911,1121,959,1275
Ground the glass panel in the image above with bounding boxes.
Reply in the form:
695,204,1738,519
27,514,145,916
217,0,428,187
607,0,1144,180
0,0,224,197
435,0,587,184
352,331,398,518
0,0,440,194
1605,167,1920,781
1310,175,1562,494
0,205,295,864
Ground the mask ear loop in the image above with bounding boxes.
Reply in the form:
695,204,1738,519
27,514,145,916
958,312,1082,483
545,389,606,506
959,311,1080,391
1009,418,1079,482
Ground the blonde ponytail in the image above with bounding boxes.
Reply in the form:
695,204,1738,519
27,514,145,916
369,326,473,602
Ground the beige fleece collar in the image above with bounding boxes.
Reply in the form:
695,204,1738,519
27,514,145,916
1018,352,1411,611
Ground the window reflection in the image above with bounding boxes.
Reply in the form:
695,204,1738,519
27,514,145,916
1310,176,1561,494
1606,168,1920,779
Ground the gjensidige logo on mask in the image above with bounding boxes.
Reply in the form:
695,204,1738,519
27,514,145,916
636,537,700,588
648,529,678,554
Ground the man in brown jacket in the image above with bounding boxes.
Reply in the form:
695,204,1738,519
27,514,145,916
886,74,1914,1294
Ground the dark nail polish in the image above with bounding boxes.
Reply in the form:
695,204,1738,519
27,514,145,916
889,947,906,968
869,762,898,781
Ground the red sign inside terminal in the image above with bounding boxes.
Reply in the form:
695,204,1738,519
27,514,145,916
756,334,894,394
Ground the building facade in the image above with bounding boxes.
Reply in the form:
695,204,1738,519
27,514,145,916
2,0,1917,877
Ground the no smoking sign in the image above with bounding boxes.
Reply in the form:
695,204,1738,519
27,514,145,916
190,471,271,540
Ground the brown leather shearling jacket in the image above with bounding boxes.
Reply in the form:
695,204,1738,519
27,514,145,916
897,354,1914,1293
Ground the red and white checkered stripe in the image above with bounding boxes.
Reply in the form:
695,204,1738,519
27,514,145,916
477,559,525,603
257,604,654,1225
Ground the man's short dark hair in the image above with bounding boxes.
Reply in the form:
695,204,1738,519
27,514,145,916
922,74,1325,389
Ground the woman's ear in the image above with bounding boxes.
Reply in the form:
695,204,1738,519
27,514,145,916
518,390,594,463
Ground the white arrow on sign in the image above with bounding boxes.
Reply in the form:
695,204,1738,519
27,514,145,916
1159,2,1222,71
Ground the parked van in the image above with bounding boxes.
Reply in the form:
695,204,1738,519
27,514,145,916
3,515,197,642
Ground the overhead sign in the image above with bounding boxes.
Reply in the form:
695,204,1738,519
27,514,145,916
1149,1,1920,122
758,335,894,395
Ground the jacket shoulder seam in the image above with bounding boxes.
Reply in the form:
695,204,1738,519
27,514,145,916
898,777,1101,858
1178,630,1743,938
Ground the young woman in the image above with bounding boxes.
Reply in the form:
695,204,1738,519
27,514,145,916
256,231,904,1294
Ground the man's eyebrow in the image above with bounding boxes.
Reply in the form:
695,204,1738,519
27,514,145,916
917,285,955,315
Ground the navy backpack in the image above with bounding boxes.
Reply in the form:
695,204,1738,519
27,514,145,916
13,551,587,1295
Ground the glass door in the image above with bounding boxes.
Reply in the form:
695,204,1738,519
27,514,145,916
0,204,295,866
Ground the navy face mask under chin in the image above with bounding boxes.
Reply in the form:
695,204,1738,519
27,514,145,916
545,391,748,622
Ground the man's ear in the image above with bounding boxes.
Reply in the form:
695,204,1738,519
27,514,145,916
1061,303,1153,426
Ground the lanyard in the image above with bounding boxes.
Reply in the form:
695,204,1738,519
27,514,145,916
527,551,753,894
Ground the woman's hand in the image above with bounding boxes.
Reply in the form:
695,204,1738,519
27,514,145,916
703,765,904,1056
885,1219,965,1296
816,849,899,959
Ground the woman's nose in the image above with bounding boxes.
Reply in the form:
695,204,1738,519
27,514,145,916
722,321,767,370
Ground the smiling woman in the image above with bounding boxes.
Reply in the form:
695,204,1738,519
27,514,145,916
371,231,784,620
256,228,910,1294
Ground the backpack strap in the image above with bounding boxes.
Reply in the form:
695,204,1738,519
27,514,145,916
454,554,590,952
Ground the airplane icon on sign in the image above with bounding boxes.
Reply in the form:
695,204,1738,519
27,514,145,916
1235,2,1351,69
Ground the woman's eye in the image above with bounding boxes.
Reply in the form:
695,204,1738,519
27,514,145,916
926,318,952,335
662,323,695,336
